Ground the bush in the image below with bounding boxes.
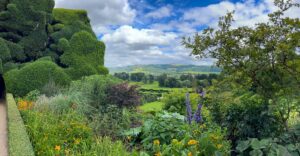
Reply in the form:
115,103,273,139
224,94,282,145
163,90,200,115
106,82,141,108
60,31,105,79
0,38,11,62
4,60,70,96
69,75,121,110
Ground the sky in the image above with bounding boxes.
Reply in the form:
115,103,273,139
54,0,300,67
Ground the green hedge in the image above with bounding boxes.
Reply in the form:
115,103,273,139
4,60,70,96
53,8,90,25
61,31,106,79
7,94,34,156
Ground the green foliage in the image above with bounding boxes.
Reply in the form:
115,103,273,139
22,110,94,155
0,38,11,62
163,90,199,115
236,138,300,156
4,60,70,96
5,40,26,62
183,1,300,133
0,0,54,58
224,94,282,144
139,111,187,150
69,75,121,110
7,94,34,156
0,59,3,74
52,8,90,25
50,20,95,43
61,31,105,79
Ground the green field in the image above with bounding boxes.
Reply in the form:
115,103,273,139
109,64,221,76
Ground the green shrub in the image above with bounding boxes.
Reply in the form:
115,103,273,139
236,138,300,155
0,38,11,62
52,8,90,25
163,90,200,115
69,75,121,110
5,40,26,62
0,0,54,58
0,59,3,74
50,20,95,43
224,93,282,145
61,31,105,79
4,60,70,96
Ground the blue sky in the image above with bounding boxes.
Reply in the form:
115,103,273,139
55,0,300,67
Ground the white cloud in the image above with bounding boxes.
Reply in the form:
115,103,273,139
183,0,300,28
145,5,173,19
101,26,210,67
54,0,136,34
102,25,177,49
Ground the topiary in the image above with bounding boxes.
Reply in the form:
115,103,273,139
4,60,70,96
0,38,11,62
60,31,105,79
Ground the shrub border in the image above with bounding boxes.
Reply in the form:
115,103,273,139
7,94,34,156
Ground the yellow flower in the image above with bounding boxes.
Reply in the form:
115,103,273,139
200,124,206,129
127,136,132,141
153,139,160,145
74,138,80,145
188,152,192,156
217,144,223,149
154,152,161,156
210,134,219,141
172,139,179,144
55,145,61,151
188,140,198,145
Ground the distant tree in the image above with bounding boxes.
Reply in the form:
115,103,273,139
114,72,129,80
195,74,208,80
208,73,218,80
149,74,155,83
165,77,180,88
180,74,194,81
130,72,145,82
157,74,168,87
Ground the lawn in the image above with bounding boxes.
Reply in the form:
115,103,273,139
138,101,164,113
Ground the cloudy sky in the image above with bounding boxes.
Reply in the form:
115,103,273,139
54,0,300,67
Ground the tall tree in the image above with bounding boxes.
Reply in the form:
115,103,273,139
183,0,300,129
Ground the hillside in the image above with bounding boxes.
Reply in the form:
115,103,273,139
109,64,221,75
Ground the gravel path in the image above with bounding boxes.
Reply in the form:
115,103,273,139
0,102,8,156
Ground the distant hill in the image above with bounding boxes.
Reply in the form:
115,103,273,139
109,64,221,75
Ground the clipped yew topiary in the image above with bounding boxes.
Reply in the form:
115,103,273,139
4,60,70,96
61,31,107,79
0,38,11,62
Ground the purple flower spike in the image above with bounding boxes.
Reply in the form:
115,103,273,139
193,104,202,123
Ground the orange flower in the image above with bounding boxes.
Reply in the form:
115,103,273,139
188,140,198,145
55,145,61,151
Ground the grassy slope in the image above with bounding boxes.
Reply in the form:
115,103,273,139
109,64,221,76
7,94,34,156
